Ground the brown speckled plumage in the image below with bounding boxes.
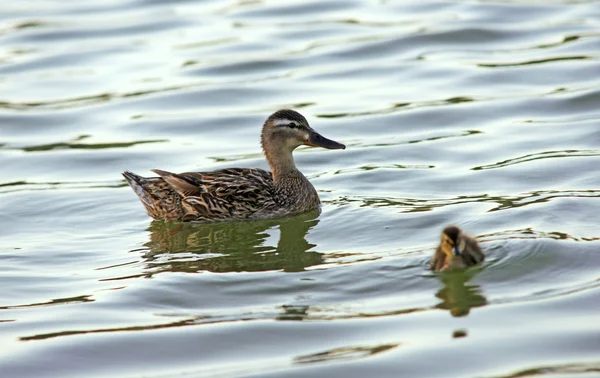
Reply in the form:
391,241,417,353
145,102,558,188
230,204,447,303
430,226,485,271
123,109,345,223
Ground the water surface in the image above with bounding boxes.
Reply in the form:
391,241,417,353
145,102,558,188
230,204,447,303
1,0,600,377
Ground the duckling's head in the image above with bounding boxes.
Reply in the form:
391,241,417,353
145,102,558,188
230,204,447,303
440,225,466,259
261,109,346,154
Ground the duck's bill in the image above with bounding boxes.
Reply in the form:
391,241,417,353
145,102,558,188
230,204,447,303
305,131,346,150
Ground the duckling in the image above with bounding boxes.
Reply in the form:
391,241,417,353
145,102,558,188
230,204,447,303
122,109,345,222
430,226,484,271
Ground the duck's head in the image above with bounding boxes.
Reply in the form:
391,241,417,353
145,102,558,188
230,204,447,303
261,109,346,154
440,225,466,259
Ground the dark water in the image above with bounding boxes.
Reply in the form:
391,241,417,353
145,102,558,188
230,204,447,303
1,1,600,377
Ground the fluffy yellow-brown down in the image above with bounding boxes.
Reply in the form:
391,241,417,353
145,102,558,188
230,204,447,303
430,226,485,271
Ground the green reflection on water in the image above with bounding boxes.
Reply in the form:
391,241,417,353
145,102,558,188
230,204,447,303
478,55,589,68
316,96,483,119
12,21,49,30
333,164,435,175
0,180,126,194
0,84,189,110
334,189,600,214
140,210,323,274
490,361,600,378
294,343,398,365
21,138,167,152
536,35,580,49
472,149,600,171
0,295,94,310
434,269,487,317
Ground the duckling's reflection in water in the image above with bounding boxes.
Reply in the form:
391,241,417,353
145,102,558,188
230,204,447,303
140,210,323,274
434,270,488,317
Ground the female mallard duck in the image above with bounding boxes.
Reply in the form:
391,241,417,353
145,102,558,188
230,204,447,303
122,109,345,222
430,226,485,271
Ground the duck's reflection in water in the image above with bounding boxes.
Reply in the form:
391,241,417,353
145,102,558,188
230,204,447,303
434,270,487,317
139,210,323,274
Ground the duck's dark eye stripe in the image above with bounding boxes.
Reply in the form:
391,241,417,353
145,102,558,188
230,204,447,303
273,120,306,129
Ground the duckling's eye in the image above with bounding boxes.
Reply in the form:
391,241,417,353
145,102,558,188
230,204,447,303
287,123,298,129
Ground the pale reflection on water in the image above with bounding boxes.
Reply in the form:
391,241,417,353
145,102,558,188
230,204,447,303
1,0,600,377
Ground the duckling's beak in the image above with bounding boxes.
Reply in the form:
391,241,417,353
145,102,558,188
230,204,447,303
442,241,463,256
305,130,346,150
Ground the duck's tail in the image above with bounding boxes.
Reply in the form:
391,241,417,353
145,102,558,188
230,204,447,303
122,171,154,207
122,170,184,221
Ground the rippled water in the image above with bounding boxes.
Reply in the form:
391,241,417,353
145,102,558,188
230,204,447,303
2,1,600,377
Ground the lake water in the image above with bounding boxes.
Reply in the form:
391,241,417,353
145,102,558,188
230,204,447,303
1,1,600,377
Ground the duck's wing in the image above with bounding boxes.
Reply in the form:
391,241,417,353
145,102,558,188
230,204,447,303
152,168,277,221
462,236,485,266
151,169,207,197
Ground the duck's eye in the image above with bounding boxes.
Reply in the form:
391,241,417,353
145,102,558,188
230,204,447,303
288,123,297,129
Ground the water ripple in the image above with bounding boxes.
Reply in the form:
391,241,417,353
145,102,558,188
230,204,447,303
473,149,600,170
2,0,600,377
332,189,600,214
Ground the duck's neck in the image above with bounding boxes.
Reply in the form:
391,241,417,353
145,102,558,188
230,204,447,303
264,146,304,184
263,144,320,210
